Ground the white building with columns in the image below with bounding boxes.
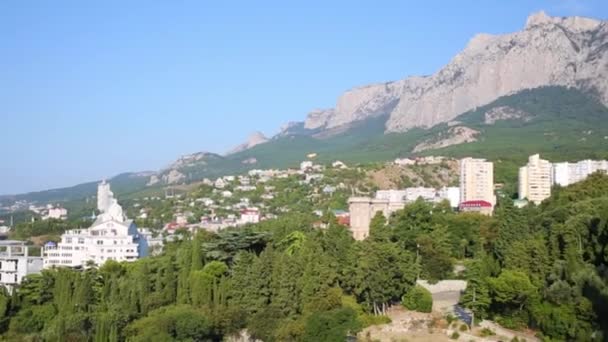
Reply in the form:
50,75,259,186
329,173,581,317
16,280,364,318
43,181,147,268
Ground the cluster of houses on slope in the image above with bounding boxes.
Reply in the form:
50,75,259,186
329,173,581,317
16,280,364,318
159,159,340,234
3,154,606,292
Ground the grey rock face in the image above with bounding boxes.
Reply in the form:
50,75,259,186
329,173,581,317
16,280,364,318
303,82,402,130
412,126,480,153
387,12,607,132
228,131,269,154
296,12,608,134
484,106,531,125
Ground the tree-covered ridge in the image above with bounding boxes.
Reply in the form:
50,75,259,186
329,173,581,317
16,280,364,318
1,174,608,341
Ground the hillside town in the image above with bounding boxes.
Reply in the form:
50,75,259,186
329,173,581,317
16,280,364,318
0,153,605,296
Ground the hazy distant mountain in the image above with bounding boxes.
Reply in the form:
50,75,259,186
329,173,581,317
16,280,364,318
289,12,608,136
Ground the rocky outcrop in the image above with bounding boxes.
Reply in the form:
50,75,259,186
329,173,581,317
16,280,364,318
304,109,334,129
162,169,186,184
387,12,608,131
290,12,608,135
169,152,210,169
484,106,531,124
412,126,479,152
228,132,269,154
146,174,160,186
304,82,402,131
153,152,224,185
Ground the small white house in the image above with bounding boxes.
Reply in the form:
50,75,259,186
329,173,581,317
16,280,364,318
214,178,226,189
300,161,314,172
239,208,260,225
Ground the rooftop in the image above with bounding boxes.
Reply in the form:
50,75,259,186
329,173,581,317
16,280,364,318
0,240,27,246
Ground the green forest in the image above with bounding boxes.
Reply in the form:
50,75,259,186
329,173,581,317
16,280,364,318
1,174,608,341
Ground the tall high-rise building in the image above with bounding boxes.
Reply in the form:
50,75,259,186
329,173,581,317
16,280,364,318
519,154,553,205
459,158,495,207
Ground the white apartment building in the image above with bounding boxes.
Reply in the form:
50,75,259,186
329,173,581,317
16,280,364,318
460,158,495,207
438,186,461,208
43,181,147,268
375,190,407,203
0,241,43,292
44,206,68,220
404,187,438,202
519,154,553,205
553,159,608,187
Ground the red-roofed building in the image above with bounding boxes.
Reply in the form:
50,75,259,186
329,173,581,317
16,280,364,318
239,208,260,225
459,200,493,216
337,215,350,226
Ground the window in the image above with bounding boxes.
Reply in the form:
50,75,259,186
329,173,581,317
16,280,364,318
97,240,103,245
78,238,85,244
66,238,72,243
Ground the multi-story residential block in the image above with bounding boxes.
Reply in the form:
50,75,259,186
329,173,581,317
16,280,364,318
460,157,495,207
553,159,608,186
519,154,553,205
348,197,394,241
43,181,147,268
0,241,43,292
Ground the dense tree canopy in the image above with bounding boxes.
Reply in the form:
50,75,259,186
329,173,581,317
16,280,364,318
1,174,608,341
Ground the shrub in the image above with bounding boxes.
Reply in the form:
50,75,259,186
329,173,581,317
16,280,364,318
459,323,468,331
480,328,495,337
450,331,460,339
359,314,391,328
401,286,433,313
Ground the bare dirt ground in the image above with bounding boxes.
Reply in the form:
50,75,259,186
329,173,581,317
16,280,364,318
366,162,459,190
358,306,452,342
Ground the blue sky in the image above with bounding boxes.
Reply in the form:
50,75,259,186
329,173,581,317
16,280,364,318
1,0,607,194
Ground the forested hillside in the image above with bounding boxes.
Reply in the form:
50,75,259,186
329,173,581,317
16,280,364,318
1,174,607,341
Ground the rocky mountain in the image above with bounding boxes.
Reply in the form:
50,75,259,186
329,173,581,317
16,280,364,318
6,12,608,205
227,131,269,154
288,12,608,135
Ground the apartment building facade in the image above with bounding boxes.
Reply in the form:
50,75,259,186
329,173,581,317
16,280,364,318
519,154,553,204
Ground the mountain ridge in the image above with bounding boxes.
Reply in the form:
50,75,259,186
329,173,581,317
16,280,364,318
275,11,607,136
4,12,608,204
